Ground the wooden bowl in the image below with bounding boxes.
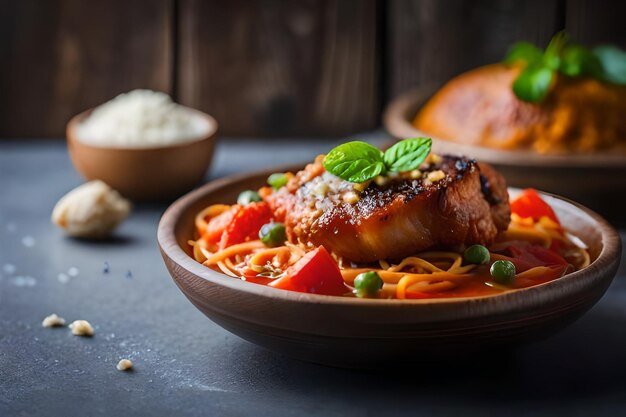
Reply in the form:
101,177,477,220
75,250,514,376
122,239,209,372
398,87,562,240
383,86,626,201
67,108,218,202
157,168,621,368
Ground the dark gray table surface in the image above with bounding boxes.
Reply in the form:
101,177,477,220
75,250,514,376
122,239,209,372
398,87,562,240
1,137,625,417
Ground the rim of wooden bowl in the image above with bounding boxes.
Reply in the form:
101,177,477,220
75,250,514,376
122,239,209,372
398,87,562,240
157,166,622,317
383,86,626,169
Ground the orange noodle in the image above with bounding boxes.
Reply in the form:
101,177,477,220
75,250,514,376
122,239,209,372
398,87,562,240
188,198,590,299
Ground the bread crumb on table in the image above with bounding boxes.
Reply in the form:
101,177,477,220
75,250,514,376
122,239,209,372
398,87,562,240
69,320,94,337
42,314,66,327
116,359,133,371
51,180,131,239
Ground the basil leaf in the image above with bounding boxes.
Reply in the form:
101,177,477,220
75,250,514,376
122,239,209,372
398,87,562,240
542,31,568,70
560,44,601,77
383,137,433,172
593,45,626,85
323,141,385,183
513,66,554,103
504,42,543,66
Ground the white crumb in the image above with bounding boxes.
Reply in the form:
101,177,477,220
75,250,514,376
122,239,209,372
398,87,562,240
57,273,70,284
116,359,133,371
10,276,36,287
42,314,66,328
21,236,35,247
2,264,16,274
69,320,94,337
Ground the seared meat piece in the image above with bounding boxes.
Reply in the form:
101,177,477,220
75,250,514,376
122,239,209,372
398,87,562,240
266,155,510,263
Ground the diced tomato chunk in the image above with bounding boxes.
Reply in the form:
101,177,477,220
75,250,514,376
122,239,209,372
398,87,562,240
202,207,239,243
404,290,432,299
510,189,560,225
268,246,347,296
508,245,569,272
267,274,306,292
219,202,272,249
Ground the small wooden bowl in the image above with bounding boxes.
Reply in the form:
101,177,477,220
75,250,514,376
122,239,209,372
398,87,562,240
67,108,218,202
157,168,621,368
383,87,626,200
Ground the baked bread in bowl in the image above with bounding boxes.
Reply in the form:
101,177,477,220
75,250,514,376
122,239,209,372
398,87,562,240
413,63,626,154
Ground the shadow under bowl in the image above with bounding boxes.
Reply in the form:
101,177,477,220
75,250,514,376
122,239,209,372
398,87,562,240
158,167,621,368
67,108,218,202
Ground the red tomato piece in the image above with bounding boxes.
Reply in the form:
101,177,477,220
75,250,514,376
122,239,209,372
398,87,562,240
524,245,569,266
510,188,560,224
268,246,347,296
404,290,432,299
516,265,567,287
508,245,569,272
219,202,272,249
202,207,239,243
267,274,306,292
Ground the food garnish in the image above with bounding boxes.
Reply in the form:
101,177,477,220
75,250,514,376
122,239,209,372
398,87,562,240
190,143,590,299
463,245,490,265
509,188,560,224
354,271,384,298
267,173,289,190
237,190,262,205
259,222,287,247
322,138,432,183
268,246,346,296
505,31,626,102
490,260,517,284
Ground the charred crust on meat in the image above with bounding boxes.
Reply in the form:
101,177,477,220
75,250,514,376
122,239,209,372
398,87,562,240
479,173,501,205
352,155,477,216
271,153,511,263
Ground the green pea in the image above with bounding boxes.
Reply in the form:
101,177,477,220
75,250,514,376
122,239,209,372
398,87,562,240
490,260,516,284
354,271,384,298
259,222,287,247
237,190,262,205
464,244,490,265
267,173,288,190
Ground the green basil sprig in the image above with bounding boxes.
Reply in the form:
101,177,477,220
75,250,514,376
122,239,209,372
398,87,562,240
504,31,626,103
593,45,626,85
323,138,432,183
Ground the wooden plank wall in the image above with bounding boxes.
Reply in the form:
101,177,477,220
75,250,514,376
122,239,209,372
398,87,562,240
387,0,563,97
177,0,379,136
0,0,625,137
565,0,626,46
0,0,172,137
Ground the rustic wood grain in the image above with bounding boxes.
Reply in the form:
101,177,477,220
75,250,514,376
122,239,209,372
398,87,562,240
565,0,626,48
0,0,172,137
3,1,626,138
177,0,380,136
387,0,563,99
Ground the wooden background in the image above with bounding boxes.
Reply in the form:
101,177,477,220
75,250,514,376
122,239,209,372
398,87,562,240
1,0,625,138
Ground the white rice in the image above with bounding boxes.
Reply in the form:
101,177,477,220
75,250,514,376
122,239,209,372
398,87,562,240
76,90,213,148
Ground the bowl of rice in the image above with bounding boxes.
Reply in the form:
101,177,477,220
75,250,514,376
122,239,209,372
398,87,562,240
67,90,218,201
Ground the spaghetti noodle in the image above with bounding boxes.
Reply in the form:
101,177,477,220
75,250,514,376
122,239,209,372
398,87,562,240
189,189,590,299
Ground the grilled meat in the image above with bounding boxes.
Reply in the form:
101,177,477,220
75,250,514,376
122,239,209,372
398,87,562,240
266,154,510,263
